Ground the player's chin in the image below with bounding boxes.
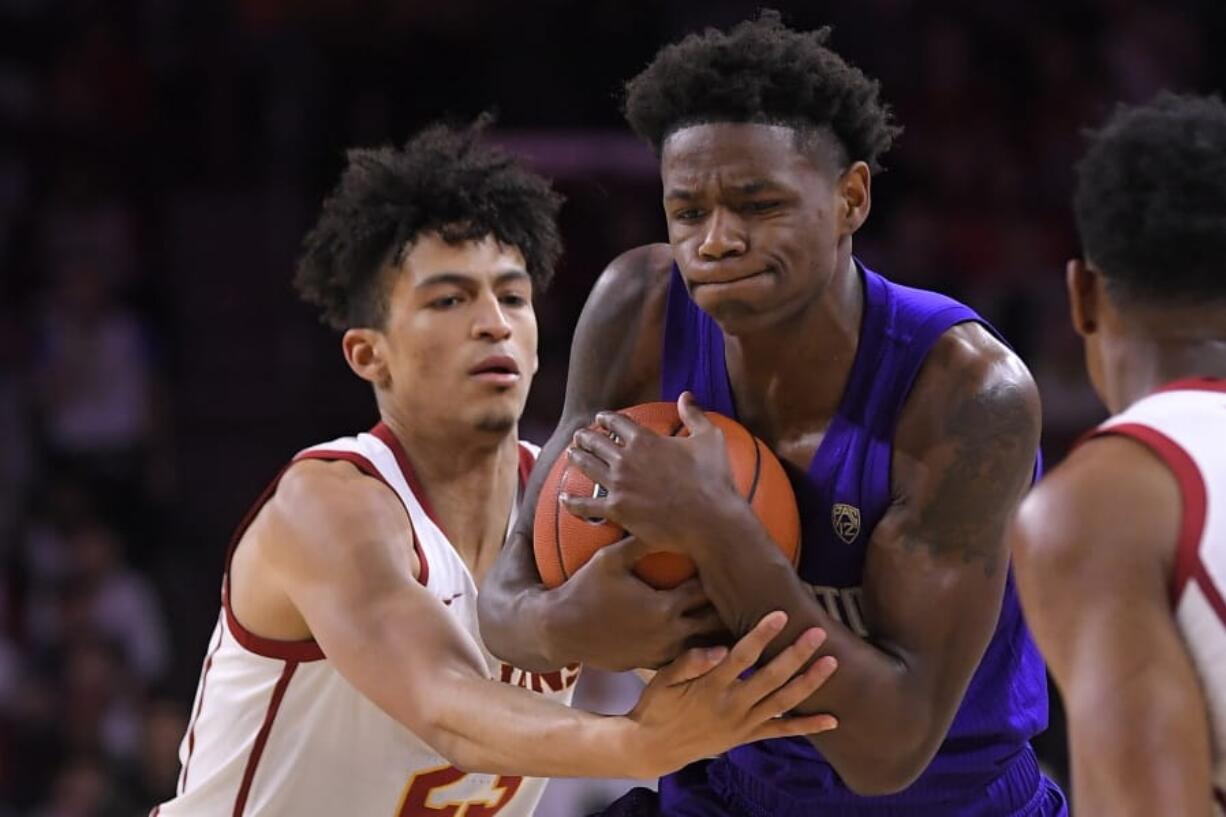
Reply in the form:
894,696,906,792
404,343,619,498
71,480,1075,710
472,409,519,434
465,391,527,435
696,295,781,335
691,279,779,323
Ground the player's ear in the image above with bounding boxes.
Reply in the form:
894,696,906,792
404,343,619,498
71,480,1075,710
1066,258,1100,337
342,327,391,388
839,161,871,236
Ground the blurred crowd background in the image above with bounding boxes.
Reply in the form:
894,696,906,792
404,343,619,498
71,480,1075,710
1,0,1224,814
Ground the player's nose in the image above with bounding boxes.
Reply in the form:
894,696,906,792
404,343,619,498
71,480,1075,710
472,293,513,341
698,209,747,261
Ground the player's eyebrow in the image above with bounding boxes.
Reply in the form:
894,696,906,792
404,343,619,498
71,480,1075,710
664,187,699,202
415,270,530,289
729,179,783,195
665,179,783,201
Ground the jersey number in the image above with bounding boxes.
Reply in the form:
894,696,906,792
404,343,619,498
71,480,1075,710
397,765,523,816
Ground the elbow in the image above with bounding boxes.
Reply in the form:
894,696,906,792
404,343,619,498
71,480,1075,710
430,733,479,775
412,685,481,773
819,722,941,797
835,756,930,797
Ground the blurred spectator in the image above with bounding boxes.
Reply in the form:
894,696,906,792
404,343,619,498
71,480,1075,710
33,256,153,473
32,753,138,817
25,521,169,688
126,696,187,808
0,309,33,546
57,636,143,765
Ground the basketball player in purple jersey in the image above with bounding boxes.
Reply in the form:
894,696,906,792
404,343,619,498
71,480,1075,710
481,13,1066,816
1010,95,1226,815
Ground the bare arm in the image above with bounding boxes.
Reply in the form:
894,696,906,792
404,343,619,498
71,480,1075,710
565,325,1042,793
259,458,833,778
1011,435,1214,816
479,244,721,672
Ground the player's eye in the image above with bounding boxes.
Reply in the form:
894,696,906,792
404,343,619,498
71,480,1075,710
499,293,529,307
429,295,464,310
674,208,706,222
744,200,782,214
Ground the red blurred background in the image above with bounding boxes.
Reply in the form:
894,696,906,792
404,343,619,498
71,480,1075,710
1,1,1223,813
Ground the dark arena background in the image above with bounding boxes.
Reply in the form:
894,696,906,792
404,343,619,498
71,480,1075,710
1,1,1223,814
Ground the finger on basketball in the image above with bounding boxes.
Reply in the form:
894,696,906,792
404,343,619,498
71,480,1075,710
655,645,727,686
559,490,609,522
677,391,713,435
597,534,654,569
595,411,646,444
565,447,612,484
749,712,839,743
710,611,788,683
750,653,837,717
741,627,827,705
573,428,623,463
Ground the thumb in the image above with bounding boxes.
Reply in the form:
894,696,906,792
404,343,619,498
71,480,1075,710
596,534,654,570
677,391,714,436
653,644,728,686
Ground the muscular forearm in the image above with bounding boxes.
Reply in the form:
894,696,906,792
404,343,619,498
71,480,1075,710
478,535,567,672
480,417,592,672
688,512,944,794
328,600,649,778
423,671,651,779
1064,656,1214,816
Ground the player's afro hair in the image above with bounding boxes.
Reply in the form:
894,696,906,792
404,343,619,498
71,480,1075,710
295,117,564,331
624,10,901,172
1074,92,1226,304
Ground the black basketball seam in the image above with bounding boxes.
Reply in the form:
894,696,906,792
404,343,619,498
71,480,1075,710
746,434,763,502
668,419,685,436
556,463,568,581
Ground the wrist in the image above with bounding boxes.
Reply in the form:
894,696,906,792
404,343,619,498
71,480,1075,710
686,499,760,563
537,588,585,667
608,717,660,779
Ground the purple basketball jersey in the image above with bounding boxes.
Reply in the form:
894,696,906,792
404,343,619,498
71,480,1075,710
654,262,1067,816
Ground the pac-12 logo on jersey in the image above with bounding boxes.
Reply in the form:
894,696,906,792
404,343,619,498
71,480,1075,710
832,503,861,544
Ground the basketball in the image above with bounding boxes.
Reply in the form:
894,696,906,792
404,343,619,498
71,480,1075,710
534,402,801,589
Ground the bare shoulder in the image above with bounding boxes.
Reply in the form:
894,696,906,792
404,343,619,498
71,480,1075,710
594,242,674,299
565,242,675,415
900,322,1041,452
258,458,417,580
578,242,673,342
1012,435,1181,582
883,324,1040,576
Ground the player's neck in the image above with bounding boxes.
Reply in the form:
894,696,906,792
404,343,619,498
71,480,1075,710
1107,334,1226,411
379,415,521,575
723,255,863,439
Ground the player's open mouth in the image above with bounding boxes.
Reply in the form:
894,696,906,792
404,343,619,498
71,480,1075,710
468,355,521,385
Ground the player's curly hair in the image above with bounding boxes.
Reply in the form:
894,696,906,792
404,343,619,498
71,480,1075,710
623,10,901,172
295,117,565,331
1074,92,1226,304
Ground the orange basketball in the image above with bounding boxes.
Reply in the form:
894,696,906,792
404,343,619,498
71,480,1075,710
534,402,801,589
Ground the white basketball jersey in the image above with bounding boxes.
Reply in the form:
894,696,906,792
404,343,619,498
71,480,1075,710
1094,378,1226,813
154,423,579,817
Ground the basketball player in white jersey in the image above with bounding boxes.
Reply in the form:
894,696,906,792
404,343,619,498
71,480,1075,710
153,122,840,817
1009,93,1226,816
